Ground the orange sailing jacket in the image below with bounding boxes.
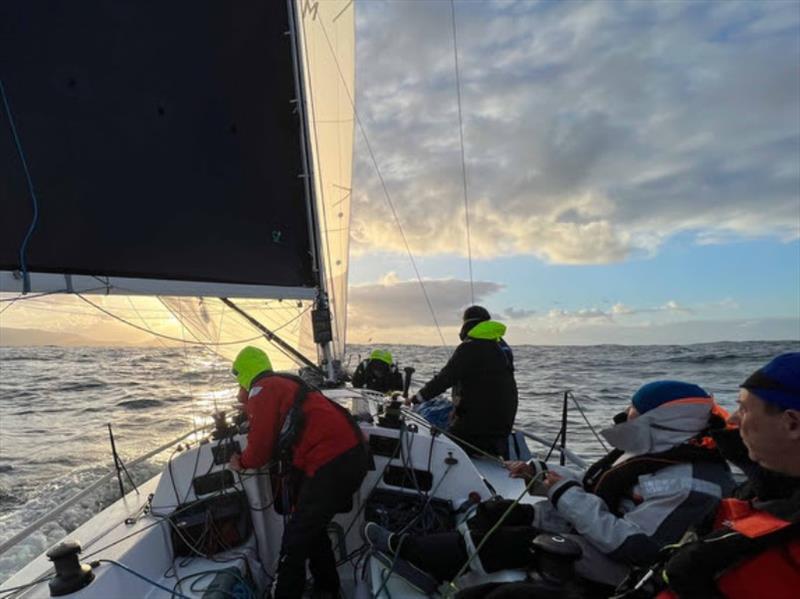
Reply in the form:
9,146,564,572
659,497,800,599
713,498,800,599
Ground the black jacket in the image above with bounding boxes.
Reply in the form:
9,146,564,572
352,358,403,393
418,320,517,438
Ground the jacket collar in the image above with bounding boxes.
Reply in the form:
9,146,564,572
601,397,715,455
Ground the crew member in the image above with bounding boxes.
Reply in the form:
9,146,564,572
227,346,368,599
352,348,403,393
643,353,800,599
406,305,518,457
369,381,735,590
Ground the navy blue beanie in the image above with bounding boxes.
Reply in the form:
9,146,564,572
741,352,800,411
631,380,710,414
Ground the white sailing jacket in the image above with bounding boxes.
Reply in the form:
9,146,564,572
538,398,736,584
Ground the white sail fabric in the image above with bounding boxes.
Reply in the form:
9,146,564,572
296,0,356,361
0,293,309,371
160,297,312,372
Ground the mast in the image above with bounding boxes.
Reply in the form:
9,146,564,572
287,0,337,382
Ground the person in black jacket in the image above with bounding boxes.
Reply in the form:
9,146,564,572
351,349,403,393
406,305,518,457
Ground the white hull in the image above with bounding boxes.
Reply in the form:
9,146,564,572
1,389,552,598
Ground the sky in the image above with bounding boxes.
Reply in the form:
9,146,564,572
344,0,800,345
1,0,798,348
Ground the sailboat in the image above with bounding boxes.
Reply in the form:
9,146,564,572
0,2,588,597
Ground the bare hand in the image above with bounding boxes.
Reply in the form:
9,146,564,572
228,453,243,472
505,460,533,480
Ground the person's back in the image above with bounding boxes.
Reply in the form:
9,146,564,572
411,306,518,456
447,321,518,444
240,373,362,476
228,346,369,599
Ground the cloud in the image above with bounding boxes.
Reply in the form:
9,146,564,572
504,306,537,320
347,275,504,337
512,317,800,345
352,1,800,264
544,299,692,324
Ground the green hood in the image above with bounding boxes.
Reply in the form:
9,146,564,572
467,320,506,341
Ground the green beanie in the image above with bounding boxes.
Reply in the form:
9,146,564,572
370,349,393,366
232,346,272,390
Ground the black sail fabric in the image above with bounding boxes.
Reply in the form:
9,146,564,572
0,1,316,290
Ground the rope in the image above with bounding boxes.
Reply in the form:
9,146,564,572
449,0,474,305
314,17,448,348
445,469,547,595
0,79,39,294
92,559,191,599
0,576,55,598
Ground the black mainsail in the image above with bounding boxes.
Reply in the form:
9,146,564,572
0,1,355,370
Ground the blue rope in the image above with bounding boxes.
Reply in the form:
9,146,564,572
0,79,40,293
93,559,191,599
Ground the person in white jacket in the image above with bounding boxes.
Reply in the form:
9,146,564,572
365,381,736,589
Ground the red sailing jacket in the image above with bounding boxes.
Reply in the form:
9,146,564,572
239,375,361,477
658,498,800,599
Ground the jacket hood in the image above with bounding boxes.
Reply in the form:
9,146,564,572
601,397,714,455
466,320,507,341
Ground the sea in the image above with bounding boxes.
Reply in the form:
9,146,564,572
0,340,797,582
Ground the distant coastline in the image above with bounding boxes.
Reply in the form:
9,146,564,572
3,325,797,349
0,327,161,347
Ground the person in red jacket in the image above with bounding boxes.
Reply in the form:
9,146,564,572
227,346,368,599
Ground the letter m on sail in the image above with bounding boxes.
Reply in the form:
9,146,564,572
302,0,319,21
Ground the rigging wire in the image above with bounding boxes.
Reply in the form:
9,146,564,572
0,298,18,316
314,16,448,348
73,293,308,348
569,391,610,453
450,0,475,305
0,80,39,294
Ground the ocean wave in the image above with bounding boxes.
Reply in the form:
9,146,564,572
61,381,107,391
117,398,164,409
0,489,22,506
665,353,743,364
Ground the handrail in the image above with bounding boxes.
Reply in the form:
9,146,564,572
0,425,211,557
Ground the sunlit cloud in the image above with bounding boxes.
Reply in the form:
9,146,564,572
353,0,800,264
348,274,503,329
